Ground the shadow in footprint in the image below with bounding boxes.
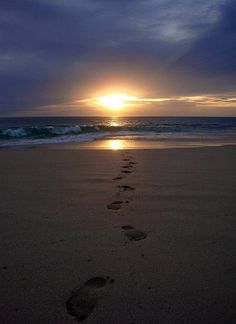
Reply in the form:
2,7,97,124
125,230,147,241
113,176,123,181
118,185,135,191
121,170,132,174
66,277,114,321
107,201,123,210
122,225,134,230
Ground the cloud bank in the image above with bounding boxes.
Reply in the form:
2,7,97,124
0,0,235,116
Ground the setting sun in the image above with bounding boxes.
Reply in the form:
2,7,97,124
97,94,136,110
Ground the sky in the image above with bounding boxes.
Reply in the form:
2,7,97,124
0,0,236,116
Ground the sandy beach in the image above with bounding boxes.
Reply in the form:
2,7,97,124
0,145,236,323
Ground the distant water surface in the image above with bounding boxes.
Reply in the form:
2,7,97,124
0,117,236,148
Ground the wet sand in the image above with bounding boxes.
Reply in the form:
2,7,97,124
0,146,236,323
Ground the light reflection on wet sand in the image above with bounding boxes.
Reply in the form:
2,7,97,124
38,137,236,150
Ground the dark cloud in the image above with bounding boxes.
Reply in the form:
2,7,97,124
173,1,236,76
0,0,235,115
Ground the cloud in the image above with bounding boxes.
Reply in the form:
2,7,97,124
13,94,234,117
172,1,236,75
82,94,236,107
0,0,235,115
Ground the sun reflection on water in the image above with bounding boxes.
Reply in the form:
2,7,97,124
109,118,121,127
110,121,120,127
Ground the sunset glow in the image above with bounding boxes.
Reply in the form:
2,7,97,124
97,94,136,110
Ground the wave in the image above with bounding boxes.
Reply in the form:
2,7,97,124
1,123,235,138
1,121,236,147
0,125,101,139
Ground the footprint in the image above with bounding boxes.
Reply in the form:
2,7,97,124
122,225,134,230
113,176,123,181
122,165,132,169
118,185,135,191
107,201,123,210
121,170,132,174
125,230,147,241
66,277,114,321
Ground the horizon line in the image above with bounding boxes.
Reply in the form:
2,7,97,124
1,115,236,118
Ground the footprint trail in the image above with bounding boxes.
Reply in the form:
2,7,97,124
66,151,147,322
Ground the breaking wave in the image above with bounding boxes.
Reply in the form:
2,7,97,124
1,117,236,147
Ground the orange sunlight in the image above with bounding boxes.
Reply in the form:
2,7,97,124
96,94,137,111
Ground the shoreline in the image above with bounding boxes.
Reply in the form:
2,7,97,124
1,136,236,151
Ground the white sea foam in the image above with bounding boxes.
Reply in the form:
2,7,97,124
2,128,27,137
51,125,82,135
0,132,108,147
0,130,146,147
1,130,235,148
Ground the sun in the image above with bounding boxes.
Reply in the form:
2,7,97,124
97,94,135,110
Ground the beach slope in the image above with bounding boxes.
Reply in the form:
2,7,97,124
0,146,236,323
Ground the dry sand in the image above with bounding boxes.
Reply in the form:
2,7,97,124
0,146,236,323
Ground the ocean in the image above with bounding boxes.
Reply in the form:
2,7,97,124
1,116,236,148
